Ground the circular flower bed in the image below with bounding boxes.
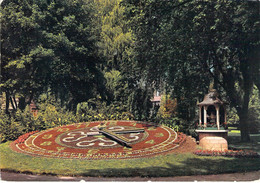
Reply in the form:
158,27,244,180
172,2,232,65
194,149,259,158
14,131,39,144
10,121,186,160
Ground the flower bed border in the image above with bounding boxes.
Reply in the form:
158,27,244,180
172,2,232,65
14,131,39,144
194,149,259,158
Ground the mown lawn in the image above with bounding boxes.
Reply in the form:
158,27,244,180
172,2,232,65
0,141,259,177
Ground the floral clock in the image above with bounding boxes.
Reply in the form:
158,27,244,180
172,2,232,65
11,121,183,160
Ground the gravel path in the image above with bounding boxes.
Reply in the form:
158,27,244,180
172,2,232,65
1,170,259,181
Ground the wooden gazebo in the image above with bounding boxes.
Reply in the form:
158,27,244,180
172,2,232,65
197,89,227,130
196,89,229,151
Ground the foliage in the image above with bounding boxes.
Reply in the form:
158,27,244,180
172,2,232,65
248,85,260,133
76,97,134,121
227,107,239,126
14,106,41,132
228,85,260,133
1,0,259,142
1,0,105,111
157,95,177,119
0,112,24,143
0,95,78,142
123,0,260,141
155,95,196,134
104,69,128,107
96,0,151,121
35,97,78,129
96,0,135,70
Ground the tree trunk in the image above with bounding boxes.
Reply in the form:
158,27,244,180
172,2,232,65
238,108,250,142
18,96,26,110
237,82,251,142
5,91,10,114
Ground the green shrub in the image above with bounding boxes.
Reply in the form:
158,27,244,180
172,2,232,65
76,97,135,122
35,103,78,130
14,106,41,132
0,112,24,143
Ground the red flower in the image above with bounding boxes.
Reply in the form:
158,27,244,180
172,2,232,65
14,131,39,144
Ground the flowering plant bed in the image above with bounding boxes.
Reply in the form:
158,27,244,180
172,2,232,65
194,149,260,158
173,132,186,145
10,121,187,160
14,131,39,144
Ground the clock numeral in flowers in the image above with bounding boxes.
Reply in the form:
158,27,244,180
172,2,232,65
56,147,66,152
128,133,140,141
154,133,164,137
57,128,70,132
42,134,53,139
145,140,155,144
76,138,117,147
87,149,99,154
40,141,52,146
62,131,88,142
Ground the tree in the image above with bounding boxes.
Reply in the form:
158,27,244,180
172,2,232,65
123,0,210,122
1,0,54,112
174,1,259,141
1,0,105,112
124,0,260,141
96,0,135,70
95,0,152,119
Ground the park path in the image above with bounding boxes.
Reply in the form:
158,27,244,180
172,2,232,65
1,170,259,181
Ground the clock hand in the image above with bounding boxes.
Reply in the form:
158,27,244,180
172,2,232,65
86,127,145,136
100,128,132,148
85,125,145,147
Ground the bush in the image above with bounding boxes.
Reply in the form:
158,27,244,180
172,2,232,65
76,97,135,122
156,95,177,119
14,106,41,132
35,103,78,130
0,112,24,143
0,97,79,142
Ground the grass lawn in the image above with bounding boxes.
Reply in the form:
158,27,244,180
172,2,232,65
228,131,260,154
0,141,259,177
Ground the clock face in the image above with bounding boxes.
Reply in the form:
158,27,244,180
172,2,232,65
11,121,179,160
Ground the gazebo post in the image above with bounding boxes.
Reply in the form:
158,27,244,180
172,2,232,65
224,106,227,125
199,106,202,127
204,106,208,128
215,105,220,130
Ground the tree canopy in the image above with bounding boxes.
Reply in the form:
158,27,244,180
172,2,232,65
1,0,259,141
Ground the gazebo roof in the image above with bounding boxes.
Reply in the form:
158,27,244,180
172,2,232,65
198,89,226,106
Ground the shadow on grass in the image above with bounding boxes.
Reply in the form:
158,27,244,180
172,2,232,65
78,157,260,178
228,133,260,154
